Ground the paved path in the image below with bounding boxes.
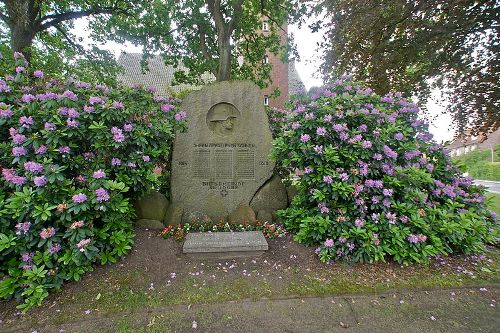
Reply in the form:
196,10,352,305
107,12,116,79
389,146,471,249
5,286,499,333
474,180,500,194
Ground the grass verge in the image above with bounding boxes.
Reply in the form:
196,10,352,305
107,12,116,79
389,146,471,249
486,192,500,215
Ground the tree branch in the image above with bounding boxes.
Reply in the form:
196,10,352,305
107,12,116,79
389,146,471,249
206,0,226,36
53,24,95,60
38,7,117,31
199,29,217,76
265,14,287,34
199,30,212,62
228,0,244,33
0,11,8,23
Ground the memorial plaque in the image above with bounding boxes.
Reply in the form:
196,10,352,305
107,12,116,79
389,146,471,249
183,231,268,252
171,81,275,218
236,150,255,180
214,150,233,179
192,149,210,179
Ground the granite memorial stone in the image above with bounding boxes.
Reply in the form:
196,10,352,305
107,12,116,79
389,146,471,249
134,191,169,221
164,203,183,226
256,210,273,223
249,175,288,215
228,203,257,226
171,81,275,218
136,219,165,230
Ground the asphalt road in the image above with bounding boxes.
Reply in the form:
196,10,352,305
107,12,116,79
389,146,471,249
474,180,500,194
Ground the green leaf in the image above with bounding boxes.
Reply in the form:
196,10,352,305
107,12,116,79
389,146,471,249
0,233,16,252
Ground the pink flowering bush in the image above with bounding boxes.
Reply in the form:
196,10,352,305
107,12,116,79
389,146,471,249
0,53,186,310
273,75,498,265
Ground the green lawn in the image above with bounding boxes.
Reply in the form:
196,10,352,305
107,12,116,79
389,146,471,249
453,145,500,181
486,192,500,215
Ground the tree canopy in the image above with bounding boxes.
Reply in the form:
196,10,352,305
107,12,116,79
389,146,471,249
0,0,306,88
0,0,140,84
102,0,305,87
315,0,499,134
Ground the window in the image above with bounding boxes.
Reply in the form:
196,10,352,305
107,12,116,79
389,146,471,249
264,95,269,106
262,21,269,31
263,55,269,64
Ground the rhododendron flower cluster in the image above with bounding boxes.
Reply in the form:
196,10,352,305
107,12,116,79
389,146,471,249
0,52,187,311
273,75,498,264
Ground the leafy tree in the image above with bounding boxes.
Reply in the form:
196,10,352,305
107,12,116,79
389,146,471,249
0,0,136,84
315,0,499,134
102,0,306,86
1,0,306,87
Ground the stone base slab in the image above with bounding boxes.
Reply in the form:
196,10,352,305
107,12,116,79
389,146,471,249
183,231,268,258
184,250,266,259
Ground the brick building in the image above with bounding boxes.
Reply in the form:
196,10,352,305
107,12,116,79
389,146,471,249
259,18,303,109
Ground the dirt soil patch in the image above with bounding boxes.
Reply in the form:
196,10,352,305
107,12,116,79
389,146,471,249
0,229,498,332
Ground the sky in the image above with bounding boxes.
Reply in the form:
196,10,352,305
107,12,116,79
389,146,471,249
76,15,455,144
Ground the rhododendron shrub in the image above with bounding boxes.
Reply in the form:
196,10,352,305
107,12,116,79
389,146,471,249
0,53,186,310
273,76,498,265
265,106,289,139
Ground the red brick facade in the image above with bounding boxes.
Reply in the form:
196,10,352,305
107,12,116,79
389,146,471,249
260,20,289,110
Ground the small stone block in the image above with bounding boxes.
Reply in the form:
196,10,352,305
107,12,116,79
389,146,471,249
136,219,165,230
183,231,268,258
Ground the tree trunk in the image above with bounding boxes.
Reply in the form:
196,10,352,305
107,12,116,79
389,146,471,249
5,0,39,63
206,0,233,82
11,23,36,62
217,37,231,81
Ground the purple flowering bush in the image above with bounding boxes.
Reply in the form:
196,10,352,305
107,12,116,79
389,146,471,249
0,53,186,310
265,106,289,138
273,75,498,265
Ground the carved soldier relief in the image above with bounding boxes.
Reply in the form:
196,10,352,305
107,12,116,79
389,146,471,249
206,102,240,136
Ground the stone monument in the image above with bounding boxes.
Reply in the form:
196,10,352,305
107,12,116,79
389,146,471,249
171,81,275,219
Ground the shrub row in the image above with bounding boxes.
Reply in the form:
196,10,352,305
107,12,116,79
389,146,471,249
273,76,498,264
0,52,186,310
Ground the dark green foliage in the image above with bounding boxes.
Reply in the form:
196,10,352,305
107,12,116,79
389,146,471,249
315,0,499,134
102,0,307,86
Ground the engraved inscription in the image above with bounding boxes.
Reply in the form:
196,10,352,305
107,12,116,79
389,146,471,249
193,143,255,148
192,150,210,179
214,150,233,179
201,181,244,190
192,143,258,185
236,150,255,180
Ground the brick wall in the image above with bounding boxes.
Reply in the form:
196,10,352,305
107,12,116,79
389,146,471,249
259,20,289,110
